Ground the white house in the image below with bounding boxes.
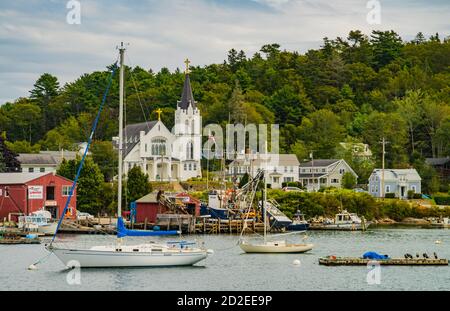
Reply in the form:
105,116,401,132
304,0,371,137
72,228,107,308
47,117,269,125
115,68,202,182
299,159,358,192
368,169,422,199
18,151,77,174
339,142,373,160
228,154,300,189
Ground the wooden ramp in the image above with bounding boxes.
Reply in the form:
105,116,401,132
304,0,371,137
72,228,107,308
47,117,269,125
319,257,448,266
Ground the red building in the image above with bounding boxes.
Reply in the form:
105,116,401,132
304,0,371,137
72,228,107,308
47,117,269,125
0,173,77,221
134,192,201,223
135,192,167,223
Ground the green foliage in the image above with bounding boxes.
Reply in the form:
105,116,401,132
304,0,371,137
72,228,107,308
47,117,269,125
433,194,450,206
239,173,250,188
126,166,152,204
0,134,20,172
268,189,450,221
91,141,117,182
1,29,449,193
342,172,357,189
57,157,105,215
5,140,41,153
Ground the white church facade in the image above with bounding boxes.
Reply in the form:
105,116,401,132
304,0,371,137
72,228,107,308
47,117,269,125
114,63,202,182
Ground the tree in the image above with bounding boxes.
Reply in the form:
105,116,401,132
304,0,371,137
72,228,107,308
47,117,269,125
370,30,403,69
342,172,357,189
396,90,422,154
362,111,409,167
0,134,20,172
298,109,345,158
0,152,6,172
6,98,42,142
30,73,60,132
5,140,41,153
126,166,152,204
91,141,117,182
57,157,104,215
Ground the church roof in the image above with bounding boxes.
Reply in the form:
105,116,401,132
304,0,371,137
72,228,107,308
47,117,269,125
114,121,158,157
178,74,197,110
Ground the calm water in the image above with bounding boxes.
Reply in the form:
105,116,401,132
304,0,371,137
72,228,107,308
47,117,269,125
1,228,449,291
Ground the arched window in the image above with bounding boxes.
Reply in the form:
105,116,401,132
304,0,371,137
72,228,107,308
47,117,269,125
186,141,194,160
191,119,195,134
151,138,167,156
185,120,189,134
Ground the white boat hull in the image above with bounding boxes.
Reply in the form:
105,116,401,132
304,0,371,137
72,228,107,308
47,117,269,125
38,222,58,235
50,247,208,268
239,241,314,253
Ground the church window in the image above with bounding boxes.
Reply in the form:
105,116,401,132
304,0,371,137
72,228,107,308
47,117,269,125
184,164,187,171
191,119,195,134
186,141,194,160
185,120,189,133
194,164,197,171
189,164,192,171
151,138,167,156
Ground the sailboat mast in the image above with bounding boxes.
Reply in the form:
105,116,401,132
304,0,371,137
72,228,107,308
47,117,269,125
118,43,125,218
264,142,268,243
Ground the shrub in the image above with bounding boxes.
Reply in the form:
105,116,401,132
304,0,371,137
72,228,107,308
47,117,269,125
433,194,450,206
385,193,396,199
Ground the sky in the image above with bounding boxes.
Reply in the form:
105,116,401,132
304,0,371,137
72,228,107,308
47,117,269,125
0,0,449,105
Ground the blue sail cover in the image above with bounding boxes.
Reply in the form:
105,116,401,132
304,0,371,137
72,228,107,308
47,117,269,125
116,217,179,238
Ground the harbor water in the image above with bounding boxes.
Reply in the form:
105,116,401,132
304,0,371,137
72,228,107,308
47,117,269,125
0,227,449,291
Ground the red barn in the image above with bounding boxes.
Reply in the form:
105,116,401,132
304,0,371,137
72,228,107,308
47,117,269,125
135,192,167,223
0,173,77,221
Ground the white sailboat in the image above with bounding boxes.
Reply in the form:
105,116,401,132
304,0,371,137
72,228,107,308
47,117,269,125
238,158,314,254
48,44,211,268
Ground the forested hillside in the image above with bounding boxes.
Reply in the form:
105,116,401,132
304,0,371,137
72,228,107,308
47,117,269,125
1,30,449,191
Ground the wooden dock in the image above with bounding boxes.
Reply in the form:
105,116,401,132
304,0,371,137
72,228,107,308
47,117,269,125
319,257,449,266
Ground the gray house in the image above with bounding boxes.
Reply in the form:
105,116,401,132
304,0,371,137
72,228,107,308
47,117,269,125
368,169,421,199
299,159,358,192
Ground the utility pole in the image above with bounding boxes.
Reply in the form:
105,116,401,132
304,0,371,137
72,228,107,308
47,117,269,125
380,137,389,199
310,150,316,192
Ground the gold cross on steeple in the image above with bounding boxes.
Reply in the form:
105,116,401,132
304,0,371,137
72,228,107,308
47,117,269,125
155,108,163,121
184,58,191,74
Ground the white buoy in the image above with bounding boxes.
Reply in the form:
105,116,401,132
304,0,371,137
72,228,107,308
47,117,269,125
435,240,442,244
28,264,38,271
292,259,301,266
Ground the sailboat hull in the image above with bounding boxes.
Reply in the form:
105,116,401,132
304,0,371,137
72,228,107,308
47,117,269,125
239,242,314,254
51,247,208,268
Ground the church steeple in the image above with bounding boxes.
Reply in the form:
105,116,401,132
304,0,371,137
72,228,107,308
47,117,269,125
178,59,197,110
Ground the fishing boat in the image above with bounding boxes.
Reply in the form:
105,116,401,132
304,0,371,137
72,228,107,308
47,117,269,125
261,200,292,229
238,169,314,254
430,217,450,228
287,210,309,231
310,210,369,231
47,44,211,268
18,210,58,235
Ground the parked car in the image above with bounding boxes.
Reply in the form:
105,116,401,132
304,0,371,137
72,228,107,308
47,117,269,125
282,187,303,192
353,188,367,193
77,211,94,221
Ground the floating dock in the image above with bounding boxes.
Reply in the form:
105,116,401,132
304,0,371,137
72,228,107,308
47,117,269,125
319,257,448,266
0,238,41,245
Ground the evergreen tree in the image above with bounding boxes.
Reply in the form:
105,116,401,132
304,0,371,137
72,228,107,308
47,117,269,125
0,134,20,172
57,157,104,215
126,166,152,203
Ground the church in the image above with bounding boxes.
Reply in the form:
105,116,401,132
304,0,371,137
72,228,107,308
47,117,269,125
115,60,202,182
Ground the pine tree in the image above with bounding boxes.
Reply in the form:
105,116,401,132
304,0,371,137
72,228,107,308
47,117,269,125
0,134,21,172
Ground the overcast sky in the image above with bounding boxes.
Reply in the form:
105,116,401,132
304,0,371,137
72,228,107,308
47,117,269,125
0,0,449,104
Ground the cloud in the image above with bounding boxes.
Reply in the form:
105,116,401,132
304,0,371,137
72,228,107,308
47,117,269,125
0,0,449,104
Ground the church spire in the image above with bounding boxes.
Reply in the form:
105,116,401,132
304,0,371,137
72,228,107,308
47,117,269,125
178,59,197,110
